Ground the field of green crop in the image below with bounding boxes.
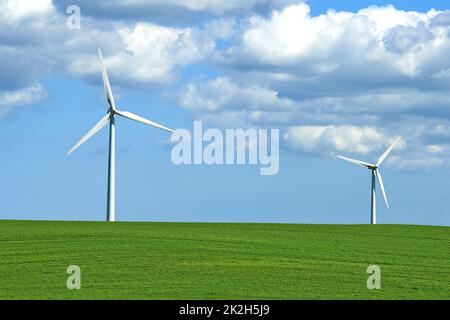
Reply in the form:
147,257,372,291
0,220,448,299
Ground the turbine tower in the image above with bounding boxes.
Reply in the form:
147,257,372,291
337,137,402,224
67,48,173,222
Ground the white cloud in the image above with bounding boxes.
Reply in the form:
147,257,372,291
283,125,404,156
293,89,450,116
0,84,47,116
170,0,264,15
426,144,445,153
0,0,53,24
53,0,302,19
1,1,450,171
0,0,216,89
223,3,447,80
119,23,209,82
431,125,450,137
189,4,450,170
388,155,444,170
67,23,211,85
238,4,345,64
178,76,295,112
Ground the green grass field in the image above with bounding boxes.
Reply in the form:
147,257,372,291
0,220,448,299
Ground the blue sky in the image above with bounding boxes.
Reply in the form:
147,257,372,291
1,0,449,226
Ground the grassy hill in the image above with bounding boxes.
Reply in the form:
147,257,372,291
0,220,448,299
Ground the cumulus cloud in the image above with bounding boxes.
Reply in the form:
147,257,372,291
0,0,53,23
431,125,450,137
2,0,450,171
67,23,212,85
223,4,446,77
426,144,445,153
0,0,218,92
0,0,63,89
118,23,210,82
52,0,302,23
283,125,404,157
287,89,450,119
216,3,450,103
388,155,445,170
178,76,294,112
189,3,450,169
0,84,47,116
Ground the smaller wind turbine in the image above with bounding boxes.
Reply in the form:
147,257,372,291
336,137,402,225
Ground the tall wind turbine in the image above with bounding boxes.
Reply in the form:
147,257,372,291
67,48,173,222
336,137,402,225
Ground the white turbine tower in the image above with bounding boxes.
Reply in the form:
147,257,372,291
337,137,402,225
67,48,173,222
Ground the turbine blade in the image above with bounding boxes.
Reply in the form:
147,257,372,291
336,155,375,169
375,169,389,209
116,110,173,133
67,113,111,155
98,48,115,110
376,136,402,167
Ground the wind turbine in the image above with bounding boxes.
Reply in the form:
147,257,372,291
67,48,174,222
336,137,402,225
